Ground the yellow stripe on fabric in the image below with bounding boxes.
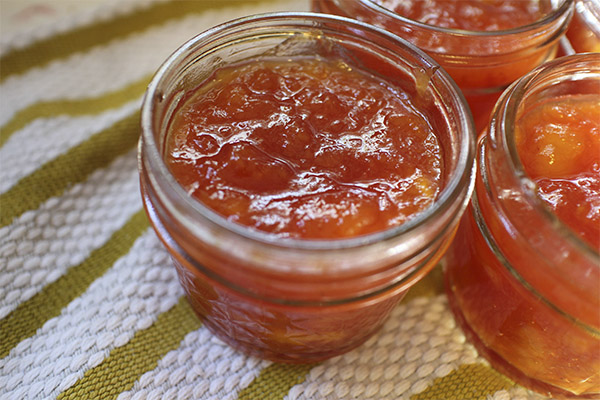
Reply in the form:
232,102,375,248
0,210,149,359
57,297,202,400
238,363,317,400
0,75,150,148
410,363,516,400
0,111,140,228
0,0,271,83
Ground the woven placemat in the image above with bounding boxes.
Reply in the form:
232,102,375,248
0,1,553,399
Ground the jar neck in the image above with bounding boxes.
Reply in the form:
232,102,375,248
473,54,600,329
477,132,597,266
481,54,599,262
315,0,574,56
576,0,600,37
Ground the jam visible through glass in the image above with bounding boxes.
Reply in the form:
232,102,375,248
166,57,443,239
515,94,600,247
313,0,565,133
567,0,600,53
445,91,600,396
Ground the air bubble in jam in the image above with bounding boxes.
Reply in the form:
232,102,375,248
166,56,443,239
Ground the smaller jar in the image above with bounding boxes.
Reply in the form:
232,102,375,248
445,53,600,398
312,0,574,133
566,0,600,53
139,12,475,363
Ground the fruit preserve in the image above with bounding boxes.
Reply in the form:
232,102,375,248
567,0,600,53
139,13,475,362
445,54,600,398
312,0,574,132
374,0,547,31
166,57,444,239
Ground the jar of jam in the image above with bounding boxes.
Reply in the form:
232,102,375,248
567,0,600,53
445,53,600,398
312,0,574,133
139,12,476,363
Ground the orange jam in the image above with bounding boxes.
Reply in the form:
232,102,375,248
515,94,600,247
375,0,546,31
567,0,600,53
445,61,600,397
312,0,572,132
166,57,442,239
157,56,450,362
140,13,476,364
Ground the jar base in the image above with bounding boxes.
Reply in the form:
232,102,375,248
185,294,392,364
444,275,600,400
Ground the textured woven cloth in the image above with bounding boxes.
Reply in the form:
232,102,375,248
0,1,557,399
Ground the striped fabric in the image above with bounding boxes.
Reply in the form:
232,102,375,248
0,1,552,399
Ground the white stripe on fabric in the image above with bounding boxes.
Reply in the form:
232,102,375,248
0,0,167,55
117,330,271,400
0,150,141,319
0,230,183,400
0,0,309,127
285,296,481,400
0,100,140,194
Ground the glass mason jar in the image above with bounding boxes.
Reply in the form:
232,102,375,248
312,0,574,133
567,0,600,53
139,12,476,363
445,53,600,398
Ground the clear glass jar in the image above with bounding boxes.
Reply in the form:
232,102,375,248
445,53,600,398
139,12,475,363
567,0,600,53
312,0,574,133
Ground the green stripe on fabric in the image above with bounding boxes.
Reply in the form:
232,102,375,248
238,363,316,400
0,0,271,83
0,75,150,148
57,296,202,400
410,363,516,400
0,111,140,228
0,210,149,359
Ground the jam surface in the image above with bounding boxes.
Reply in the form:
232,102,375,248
375,0,548,31
166,57,442,239
515,94,600,247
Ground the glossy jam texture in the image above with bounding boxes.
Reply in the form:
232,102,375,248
515,94,600,247
375,0,547,31
166,57,442,239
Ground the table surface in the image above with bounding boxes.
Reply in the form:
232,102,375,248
0,1,559,399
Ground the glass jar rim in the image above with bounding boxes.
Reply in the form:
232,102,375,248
576,0,600,36
140,11,475,251
492,52,600,259
357,0,574,37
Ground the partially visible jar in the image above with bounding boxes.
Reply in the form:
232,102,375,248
567,0,600,53
445,53,600,398
139,12,476,363
312,0,574,133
